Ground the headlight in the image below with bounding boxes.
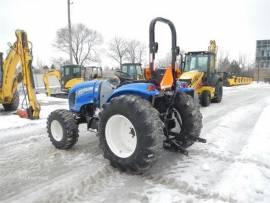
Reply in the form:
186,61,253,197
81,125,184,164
178,79,191,88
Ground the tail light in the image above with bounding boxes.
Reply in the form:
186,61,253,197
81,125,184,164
175,68,182,78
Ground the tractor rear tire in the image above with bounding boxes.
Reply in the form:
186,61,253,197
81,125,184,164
174,92,203,148
200,91,211,107
212,81,223,103
98,95,164,174
3,90,19,111
47,109,79,149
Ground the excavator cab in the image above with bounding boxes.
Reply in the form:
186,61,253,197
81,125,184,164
60,64,83,91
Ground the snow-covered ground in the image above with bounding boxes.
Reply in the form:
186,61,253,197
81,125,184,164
1,82,270,203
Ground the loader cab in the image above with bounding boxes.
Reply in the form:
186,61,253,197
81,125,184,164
60,64,83,91
184,52,215,74
121,63,144,80
83,66,103,80
115,63,144,83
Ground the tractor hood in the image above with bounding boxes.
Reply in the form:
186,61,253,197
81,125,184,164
68,80,103,112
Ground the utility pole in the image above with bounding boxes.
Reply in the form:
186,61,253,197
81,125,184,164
67,0,73,64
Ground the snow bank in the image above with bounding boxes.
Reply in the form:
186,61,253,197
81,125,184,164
214,96,270,203
215,162,270,203
240,96,270,167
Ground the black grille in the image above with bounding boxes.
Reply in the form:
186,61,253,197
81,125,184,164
68,92,75,109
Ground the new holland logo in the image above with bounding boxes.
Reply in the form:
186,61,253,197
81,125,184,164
76,87,93,97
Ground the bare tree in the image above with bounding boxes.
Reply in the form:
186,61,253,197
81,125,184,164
157,52,172,68
54,23,103,66
107,37,128,67
217,49,230,72
35,58,47,73
126,40,146,64
126,40,139,63
51,57,70,68
137,44,146,64
238,53,247,69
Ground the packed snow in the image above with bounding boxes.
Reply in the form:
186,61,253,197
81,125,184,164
1,82,270,203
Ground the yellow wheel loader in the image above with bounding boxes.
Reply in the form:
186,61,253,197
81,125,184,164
0,30,40,119
220,72,253,86
179,40,223,107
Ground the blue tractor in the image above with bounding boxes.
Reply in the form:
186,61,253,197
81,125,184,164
47,17,205,174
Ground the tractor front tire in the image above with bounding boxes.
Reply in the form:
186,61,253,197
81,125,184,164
3,90,19,111
212,81,223,103
200,91,211,107
47,109,79,149
98,95,164,174
174,92,203,148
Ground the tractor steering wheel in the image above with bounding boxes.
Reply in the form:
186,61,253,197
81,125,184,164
114,70,133,83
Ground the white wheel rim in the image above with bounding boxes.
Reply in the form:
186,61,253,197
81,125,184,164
51,120,64,141
105,114,137,158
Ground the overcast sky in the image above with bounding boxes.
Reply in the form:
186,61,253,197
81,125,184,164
0,0,269,67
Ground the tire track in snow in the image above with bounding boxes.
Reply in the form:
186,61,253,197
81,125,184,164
0,125,104,201
143,172,237,203
190,148,270,171
139,92,267,202
4,160,110,203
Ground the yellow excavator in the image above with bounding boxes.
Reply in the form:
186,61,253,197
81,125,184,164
43,65,103,96
43,69,61,96
179,40,223,107
0,30,40,119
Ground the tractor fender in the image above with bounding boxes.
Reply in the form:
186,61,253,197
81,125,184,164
107,82,160,102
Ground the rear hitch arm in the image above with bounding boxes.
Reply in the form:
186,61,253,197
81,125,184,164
190,135,207,143
163,137,189,156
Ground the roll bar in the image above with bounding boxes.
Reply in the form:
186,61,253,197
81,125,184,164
149,17,180,72
149,17,180,89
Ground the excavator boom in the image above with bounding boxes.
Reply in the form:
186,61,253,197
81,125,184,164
0,30,40,119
